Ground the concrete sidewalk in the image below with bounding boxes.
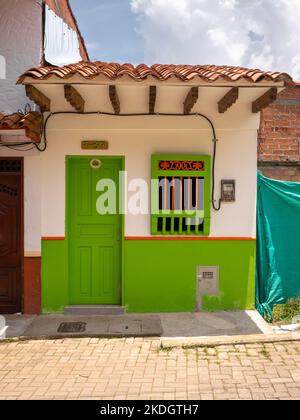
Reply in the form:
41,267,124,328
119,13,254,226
1,311,299,400
2,310,274,341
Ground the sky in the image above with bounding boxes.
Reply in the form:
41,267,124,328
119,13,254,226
70,0,300,80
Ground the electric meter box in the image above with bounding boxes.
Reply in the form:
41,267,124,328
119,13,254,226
196,266,219,311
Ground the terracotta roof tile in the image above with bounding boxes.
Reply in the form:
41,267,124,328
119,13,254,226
18,62,293,85
0,112,43,143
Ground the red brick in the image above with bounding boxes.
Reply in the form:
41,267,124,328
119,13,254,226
258,84,300,178
259,166,300,182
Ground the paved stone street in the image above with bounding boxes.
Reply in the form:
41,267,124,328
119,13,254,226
0,338,299,400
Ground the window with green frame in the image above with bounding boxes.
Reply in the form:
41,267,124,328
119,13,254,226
151,155,211,236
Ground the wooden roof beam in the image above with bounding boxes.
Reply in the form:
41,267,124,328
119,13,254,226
183,87,199,114
218,87,239,113
109,85,120,114
149,86,157,114
64,85,85,112
252,87,277,113
25,85,50,113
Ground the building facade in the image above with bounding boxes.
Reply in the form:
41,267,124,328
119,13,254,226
3,62,291,315
0,1,296,316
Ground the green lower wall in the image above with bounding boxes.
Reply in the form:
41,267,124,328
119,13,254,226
42,240,68,313
41,239,255,313
124,240,256,313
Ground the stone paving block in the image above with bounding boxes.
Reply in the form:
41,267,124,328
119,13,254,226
0,338,299,400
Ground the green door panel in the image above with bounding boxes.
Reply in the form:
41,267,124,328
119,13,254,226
68,157,122,305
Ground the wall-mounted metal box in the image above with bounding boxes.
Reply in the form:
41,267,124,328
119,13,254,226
196,266,219,311
221,180,236,202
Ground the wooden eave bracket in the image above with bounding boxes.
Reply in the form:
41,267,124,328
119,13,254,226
22,112,43,143
25,85,50,113
64,85,85,112
109,85,120,114
183,87,199,114
252,87,278,113
218,87,239,113
149,86,157,114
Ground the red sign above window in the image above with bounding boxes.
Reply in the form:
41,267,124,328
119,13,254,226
158,160,205,171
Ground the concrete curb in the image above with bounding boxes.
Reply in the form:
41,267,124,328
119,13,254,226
161,332,300,348
1,332,300,348
0,334,161,344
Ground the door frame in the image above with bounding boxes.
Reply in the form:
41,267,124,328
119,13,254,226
0,157,24,314
65,156,125,306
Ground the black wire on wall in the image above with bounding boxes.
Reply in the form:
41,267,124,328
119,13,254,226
1,110,222,211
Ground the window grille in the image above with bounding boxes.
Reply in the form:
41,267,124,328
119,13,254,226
151,155,211,235
0,159,22,173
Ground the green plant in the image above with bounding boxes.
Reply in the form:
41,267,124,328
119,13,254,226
273,298,300,323
260,345,271,361
158,345,173,354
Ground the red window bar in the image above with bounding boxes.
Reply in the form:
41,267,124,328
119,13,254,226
158,176,204,234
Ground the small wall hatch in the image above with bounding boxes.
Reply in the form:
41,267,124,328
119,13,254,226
58,322,86,333
196,266,219,311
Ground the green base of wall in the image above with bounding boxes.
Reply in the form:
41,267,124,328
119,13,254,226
41,239,255,313
124,240,255,313
42,240,68,313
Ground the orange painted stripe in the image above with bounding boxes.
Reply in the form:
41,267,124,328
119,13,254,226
42,236,255,242
125,236,256,241
42,237,65,241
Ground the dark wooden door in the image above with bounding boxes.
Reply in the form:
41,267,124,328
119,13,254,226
0,158,23,314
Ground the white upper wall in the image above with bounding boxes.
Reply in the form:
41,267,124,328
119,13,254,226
42,122,257,240
0,84,262,251
0,0,42,114
41,84,260,239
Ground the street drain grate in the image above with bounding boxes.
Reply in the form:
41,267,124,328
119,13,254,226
58,322,87,333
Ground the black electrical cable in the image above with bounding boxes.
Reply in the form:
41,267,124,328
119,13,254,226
34,139,47,152
211,139,222,211
0,142,33,147
42,111,222,211
0,141,36,152
2,145,36,152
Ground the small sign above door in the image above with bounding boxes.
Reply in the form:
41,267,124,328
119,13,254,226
81,141,109,150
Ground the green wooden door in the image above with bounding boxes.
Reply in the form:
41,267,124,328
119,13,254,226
68,157,122,305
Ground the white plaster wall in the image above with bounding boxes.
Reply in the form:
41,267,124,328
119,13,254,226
0,0,42,114
24,153,42,252
0,84,261,251
0,143,42,253
42,116,257,238
0,121,257,250
36,84,260,239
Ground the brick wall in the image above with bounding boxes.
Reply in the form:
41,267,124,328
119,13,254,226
258,85,300,182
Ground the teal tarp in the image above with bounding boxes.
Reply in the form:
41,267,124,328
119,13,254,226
256,172,300,319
